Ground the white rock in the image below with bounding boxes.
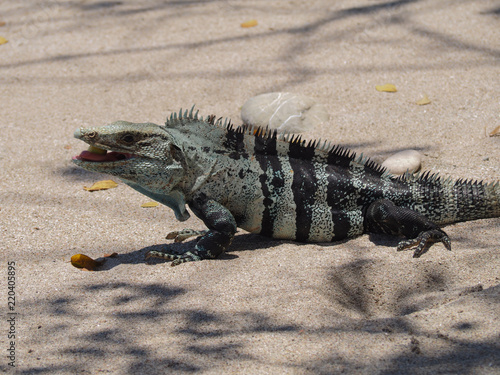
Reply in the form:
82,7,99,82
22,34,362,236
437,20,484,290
241,92,329,133
382,150,422,175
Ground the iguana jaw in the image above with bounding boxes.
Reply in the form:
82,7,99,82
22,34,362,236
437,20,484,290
72,122,189,213
72,150,134,164
72,144,190,222
72,127,136,165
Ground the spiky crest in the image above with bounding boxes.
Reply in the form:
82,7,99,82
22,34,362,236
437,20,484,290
395,168,498,191
165,106,390,175
167,107,470,177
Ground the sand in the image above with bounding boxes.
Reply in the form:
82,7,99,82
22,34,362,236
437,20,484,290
1,1,499,374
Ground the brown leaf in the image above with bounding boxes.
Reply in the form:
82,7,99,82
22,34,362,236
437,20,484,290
71,254,104,270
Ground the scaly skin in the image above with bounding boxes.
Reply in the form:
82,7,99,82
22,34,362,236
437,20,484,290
72,108,500,265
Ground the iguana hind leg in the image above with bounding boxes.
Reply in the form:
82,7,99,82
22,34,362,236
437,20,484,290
146,194,237,266
365,199,451,258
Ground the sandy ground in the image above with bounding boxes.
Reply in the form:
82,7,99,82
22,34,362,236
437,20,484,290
1,1,499,374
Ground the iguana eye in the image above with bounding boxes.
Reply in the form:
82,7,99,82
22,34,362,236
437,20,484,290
121,133,135,144
170,143,183,162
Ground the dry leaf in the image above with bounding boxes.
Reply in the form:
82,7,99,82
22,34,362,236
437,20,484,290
376,84,397,92
83,179,118,191
0,36,8,45
141,201,159,208
71,254,104,270
490,125,500,137
416,94,431,105
87,145,106,155
0,21,6,27
241,19,258,28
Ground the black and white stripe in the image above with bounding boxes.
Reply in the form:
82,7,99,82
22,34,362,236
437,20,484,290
215,119,500,243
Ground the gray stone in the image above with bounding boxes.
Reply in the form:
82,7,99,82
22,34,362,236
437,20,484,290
241,92,329,133
382,150,422,175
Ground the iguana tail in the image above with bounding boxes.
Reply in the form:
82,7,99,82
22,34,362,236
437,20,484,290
365,174,499,257
399,173,500,225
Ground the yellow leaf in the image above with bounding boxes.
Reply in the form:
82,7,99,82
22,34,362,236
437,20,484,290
0,36,8,45
83,179,118,191
87,145,107,155
376,84,397,92
71,254,103,270
490,125,500,137
141,201,159,208
241,19,258,28
416,94,431,105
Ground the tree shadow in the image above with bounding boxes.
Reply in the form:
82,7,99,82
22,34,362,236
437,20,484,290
483,5,500,16
15,271,500,374
3,0,499,91
16,280,300,374
95,232,290,269
78,218,498,271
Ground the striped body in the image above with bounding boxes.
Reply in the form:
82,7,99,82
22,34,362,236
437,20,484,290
189,125,500,242
73,108,500,264
159,110,499,243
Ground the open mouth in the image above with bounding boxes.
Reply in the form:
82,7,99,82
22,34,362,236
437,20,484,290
73,146,134,163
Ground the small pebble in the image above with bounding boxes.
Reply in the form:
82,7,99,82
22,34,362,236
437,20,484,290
382,150,422,175
241,92,329,133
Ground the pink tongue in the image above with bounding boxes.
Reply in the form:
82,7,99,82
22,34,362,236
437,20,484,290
74,151,131,162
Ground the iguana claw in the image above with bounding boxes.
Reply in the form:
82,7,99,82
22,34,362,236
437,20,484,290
397,229,452,258
166,229,208,243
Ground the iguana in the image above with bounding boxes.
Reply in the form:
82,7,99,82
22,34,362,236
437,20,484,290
72,107,500,266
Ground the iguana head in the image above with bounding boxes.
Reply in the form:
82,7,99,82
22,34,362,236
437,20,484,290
72,121,190,221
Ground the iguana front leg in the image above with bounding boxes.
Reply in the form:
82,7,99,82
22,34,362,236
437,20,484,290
364,199,451,258
146,194,237,266
166,229,209,243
